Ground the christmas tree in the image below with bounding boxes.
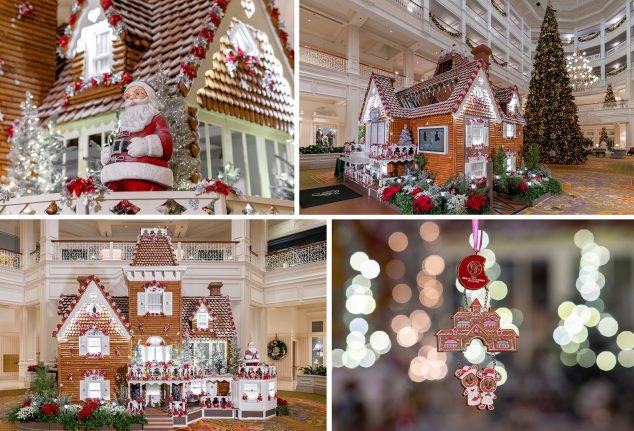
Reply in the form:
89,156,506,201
228,336,241,375
396,125,414,146
270,156,294,201
149,67,201,190
5,92,67,196
604,84,617,107
524,4,586,165
599,127,609,145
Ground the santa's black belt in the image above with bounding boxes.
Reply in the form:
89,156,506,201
112,138,131,154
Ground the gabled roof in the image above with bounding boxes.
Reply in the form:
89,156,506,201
130,228,178,266
41,0,293,131
53,275,132,337
493,85,526,125
183,295,236,339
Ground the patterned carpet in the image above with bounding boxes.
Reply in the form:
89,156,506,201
0,392,325,431
520,157,634,215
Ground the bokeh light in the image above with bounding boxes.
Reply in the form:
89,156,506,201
388,232,409,252
419,222,439,242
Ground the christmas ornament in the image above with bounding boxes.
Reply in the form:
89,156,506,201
217,162,240,186
268,206,279,215
110,199,140,215
138,323,144,333
435,220,518,410
67,373,73,381
242,203,257,215
115,346,120,356
46,201,61,215
156,199,186,215
163,323,170,333
17,1,34,19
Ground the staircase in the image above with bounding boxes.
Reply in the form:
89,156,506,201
144,414,174,430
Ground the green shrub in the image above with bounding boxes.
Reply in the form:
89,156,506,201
525,143,540,171
394,193,414,215
299,145,344,154
300,364,327,376
493,148,506,176
545,177,562,194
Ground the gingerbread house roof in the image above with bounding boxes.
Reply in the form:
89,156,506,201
130,228,178,266
493,85,525,125
182,295,237,339
196,20,294,134
40,0,293,132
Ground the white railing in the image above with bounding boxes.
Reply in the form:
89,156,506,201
30,248,40,264
586,53,601,61
0,249,21,270
266,241,327,271
359,64,406,89
299,47,347,72
606,42,624,56
52,241,238,262
577,100,630,112
387,0,425,19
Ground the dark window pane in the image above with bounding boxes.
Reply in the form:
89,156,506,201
246,134,260,195
265,139,277,187
198,123,208,179
65,138,79,179
208,125,223,179
231,131,246,191
312,321,324,332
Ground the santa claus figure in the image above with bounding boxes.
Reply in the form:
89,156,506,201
244,341,260,365
101,81,173,191
477,367,501,410
455,364,480,407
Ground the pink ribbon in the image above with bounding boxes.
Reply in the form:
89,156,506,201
472,219,483,253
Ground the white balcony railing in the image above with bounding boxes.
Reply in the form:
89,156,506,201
387,0,425,19
577,100,630,112
0,249,21,270
52,241,237,262
265,241,327,271
586,53,601,61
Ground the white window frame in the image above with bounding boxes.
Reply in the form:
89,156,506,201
81,19,114,78
229,21,259,56
87,336,102,354
197,310,209,329
506,153,517,173
504,123,516,139
146,291,163,313
88,381,101,399
60,118,117,180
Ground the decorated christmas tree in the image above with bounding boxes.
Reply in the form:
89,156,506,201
604,84,617,107
524,4,586,165
228,336,241,375
396,125,414,146
149,67,201,190
5,92,66,197
599,127,609,145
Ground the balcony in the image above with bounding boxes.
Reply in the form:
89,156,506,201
386,0,425,20
577,100,632,124
265,241,327,271
0,249,21,270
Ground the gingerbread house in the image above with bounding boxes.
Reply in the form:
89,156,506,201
54,227,278,423
435,299,518,353
346,45,525,192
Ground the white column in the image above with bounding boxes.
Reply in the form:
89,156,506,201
404,49,415,87
600,19,606,80
231,220,250,262
346,25,361,143
39,220,59,366
19,220,36,268
627,69,634,148
18,306,37,385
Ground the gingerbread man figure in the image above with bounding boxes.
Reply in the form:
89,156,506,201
477,367,501,410
455,365,481,407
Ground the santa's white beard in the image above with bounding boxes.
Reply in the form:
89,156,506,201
119,98,159,133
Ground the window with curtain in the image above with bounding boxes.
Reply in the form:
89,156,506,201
231,131,247,191
229,22,259,56
198,124,209,179
208,124,223,178
197,311,209,329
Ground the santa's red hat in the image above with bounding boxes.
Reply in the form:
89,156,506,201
125,81,157,104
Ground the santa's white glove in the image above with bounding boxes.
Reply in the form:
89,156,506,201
101,146,112,165
127,135,163,158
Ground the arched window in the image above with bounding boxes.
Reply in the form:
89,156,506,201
229,21,259,56
70,0,114,78
145,336,170,362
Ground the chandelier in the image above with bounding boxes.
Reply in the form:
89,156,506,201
566,49,598,91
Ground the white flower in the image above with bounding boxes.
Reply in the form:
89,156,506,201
17,406,37,420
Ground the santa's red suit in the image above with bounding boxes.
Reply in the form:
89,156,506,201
101,82,174,191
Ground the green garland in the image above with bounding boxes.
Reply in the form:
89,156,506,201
607,64,626,77
578,32,599,42
267,337,288,360
606,16,626,33
466,38,477,49
491,0,507,17
492,55,508,67
429,13,462,38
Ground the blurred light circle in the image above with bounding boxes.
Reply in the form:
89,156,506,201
346,295,375,315
489,280,508,301
341,351,359,368
596,351,616,371
564,315,584,335
359,349,377,368
418,345,434,358
361,260,381,279
350,252,369,271
570,326,589,344
352,275,371,287
553,326,571,345
479,249,496,269
618,350,634,368
396,326,419,347
386,260,406,280
408,368,426,383
511,308,524,326
347,331,366,350
388,232,409,252
585,307,601,327
558,301,576,319
424,255,445,276
420,222,440,242
332,349,344,368
410,310,431,332
560,352,577,367
464,339,486,364
598,246,610,265
616,331,634,350
497,307,513,327
495,365,508,386
370,331,391,353
469,230,489,250
577,348,596,368
346,345,368,362
426,349,447,361
598,316,619,337
574,229,594,248
392,283,412,304
561,342,580,353
391,315,410,333
417,272,433,289
349,317,369,335
487,263,501,281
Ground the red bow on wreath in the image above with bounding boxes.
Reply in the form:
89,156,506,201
66,177,96,198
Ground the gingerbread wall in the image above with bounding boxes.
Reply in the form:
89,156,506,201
128,281,183,347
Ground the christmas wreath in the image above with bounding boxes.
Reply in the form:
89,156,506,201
267,337,288,361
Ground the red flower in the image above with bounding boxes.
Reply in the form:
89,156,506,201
91,78,99,88
69,13,78,25
100,0,112,9
102,72,112,86
409,188,423,197
209,13,221,27
6,125,14,138
66,177,96,198
27,365,38,372
181,64,197,80
271,7,280,19
40,404,59,415
465,194,488,212
519,183,528,193
76,400,99,420
73,79,84,91
107,13,122,26
120,72,133,86
22,399,32,408
381,185,402,202
412,195,434,213
277,398,288,406
199,27,214,41
190,45,206,59
58,35,69,47
279,30,288,43
205,179,233,196
216,0,228,11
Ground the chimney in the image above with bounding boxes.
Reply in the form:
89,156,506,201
471,44,492,65
208,282,223,296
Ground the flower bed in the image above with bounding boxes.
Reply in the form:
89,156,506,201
379,175,490,214
493,170,562,205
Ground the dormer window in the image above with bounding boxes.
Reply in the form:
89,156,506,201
87,336,102,354
146,291,163,313
71,0,114,78
138,282,172,316
197,310,210,329
230,21,259,56
79,328,110,357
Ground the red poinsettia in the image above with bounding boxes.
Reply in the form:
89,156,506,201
69,13,78,25
181,64,197,80
279,30,288,44
381,185,402,202
209,12,221,27
27,365,39,372
466,194,488,212
519,183,528,193
76,400,99,420
216,0,228,11
6,125,14,138
73,78,83,91
409,187,423,197
199,27,214,41
120,72,134,87
40,404,59,415
58,35,69,48
412,195,434,213
205,179,233,196
190,45,206,59
271,7,280,19
66,177,96,198
277,398,288,406
107,13,122,26
100,0,112,10
22,399,32,408
102,72,112,86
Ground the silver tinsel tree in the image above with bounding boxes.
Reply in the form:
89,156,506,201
228,336,242,375
270,156,294,201
149,67,200,190
5,92,67,196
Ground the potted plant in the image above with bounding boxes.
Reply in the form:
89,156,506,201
295,365,327,395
